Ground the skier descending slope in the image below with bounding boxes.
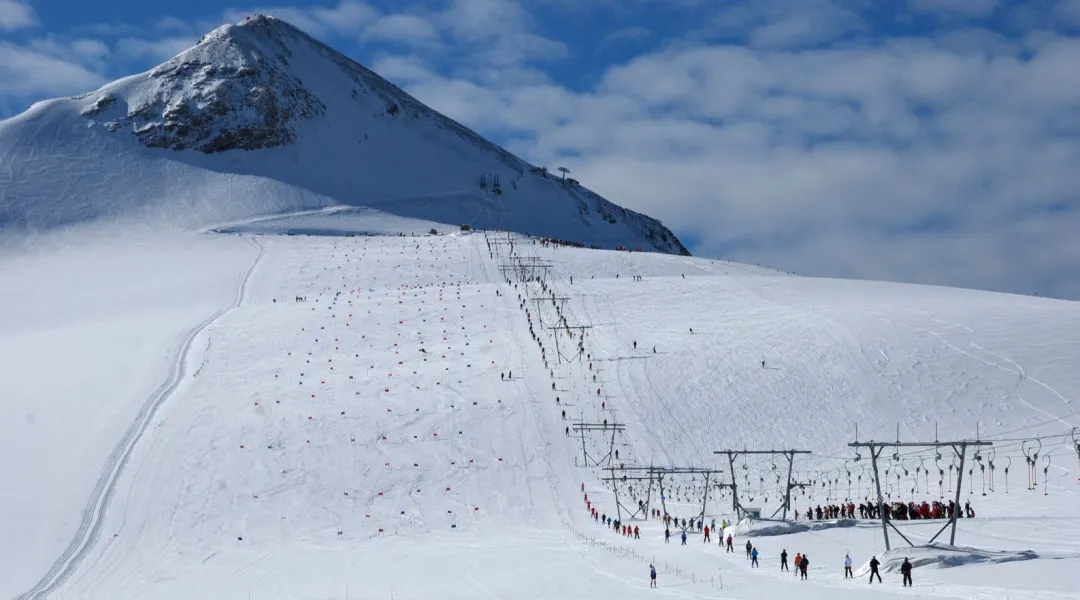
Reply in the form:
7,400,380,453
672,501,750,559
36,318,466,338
649,564,657,588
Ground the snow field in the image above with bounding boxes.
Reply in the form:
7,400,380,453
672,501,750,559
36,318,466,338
4,223,1078,600
0,231,259,598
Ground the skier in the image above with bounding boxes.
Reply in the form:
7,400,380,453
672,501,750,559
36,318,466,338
868,556,882,583
780,549,789,571
633,340,637,350
900,557,913,587
844,554,853,578
751,547,759,567
799,554,809,580
649,564,657,588
634,525,640,539
681,531,687,545
794,553,801,574
703,525,710,542
745,540,753,558
726,534,734,552
665,528,671,543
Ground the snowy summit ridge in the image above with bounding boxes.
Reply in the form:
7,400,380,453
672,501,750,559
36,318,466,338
90,15,328,153
0,15,688,254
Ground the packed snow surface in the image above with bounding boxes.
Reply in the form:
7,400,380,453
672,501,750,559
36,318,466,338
1,212,1078,600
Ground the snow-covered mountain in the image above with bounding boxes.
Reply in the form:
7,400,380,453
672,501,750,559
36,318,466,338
0,15,686,254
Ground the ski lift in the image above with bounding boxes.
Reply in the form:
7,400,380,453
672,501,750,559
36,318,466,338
1042,454,1051,495
935,455,945,498
1023,439,1042,490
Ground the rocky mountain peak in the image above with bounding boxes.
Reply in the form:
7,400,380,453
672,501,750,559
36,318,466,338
82,14,325,153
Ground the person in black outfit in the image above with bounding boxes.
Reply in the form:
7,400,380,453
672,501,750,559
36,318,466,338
900,558,913,587
799,554,809,580
868,556,882,583
780,549,789,571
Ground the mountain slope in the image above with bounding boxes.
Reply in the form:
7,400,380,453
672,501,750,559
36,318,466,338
0,15,686,254
4,228,1076,600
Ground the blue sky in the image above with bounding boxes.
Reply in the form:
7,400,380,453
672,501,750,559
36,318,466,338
3,0,1080,298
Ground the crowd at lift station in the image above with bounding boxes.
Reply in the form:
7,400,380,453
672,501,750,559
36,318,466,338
797,499,976,521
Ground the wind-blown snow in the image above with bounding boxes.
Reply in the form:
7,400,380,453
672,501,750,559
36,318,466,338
2,211,1077,600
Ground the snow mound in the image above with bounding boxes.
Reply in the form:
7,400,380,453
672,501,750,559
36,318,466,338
727,517,857,538
857,544,1039,575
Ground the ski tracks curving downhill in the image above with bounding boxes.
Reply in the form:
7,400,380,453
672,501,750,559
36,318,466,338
17,236,265,600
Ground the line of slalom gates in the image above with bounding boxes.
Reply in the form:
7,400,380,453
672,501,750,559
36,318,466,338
250,235,533,541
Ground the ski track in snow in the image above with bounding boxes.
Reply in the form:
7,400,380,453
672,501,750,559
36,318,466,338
16,237,265,600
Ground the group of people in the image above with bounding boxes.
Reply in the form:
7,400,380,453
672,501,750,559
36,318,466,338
536,236,587,249
779,550,811,579
585,492,641,539
797,499,975,521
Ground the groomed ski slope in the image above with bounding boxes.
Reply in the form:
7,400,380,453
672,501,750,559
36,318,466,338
2,220,1079,600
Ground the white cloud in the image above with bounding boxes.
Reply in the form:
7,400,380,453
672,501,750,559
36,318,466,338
155,15,194,33
439,0,568,65
369,54,437,84
390,24,1080,297
710,0,865,48
311,0,376,32
115,37,198,62
909,0,1002,19
0,0,36,30
1059,0,1080,25
597,26,653,50
363,14,441,46
221,1,374,37
0,42,104,96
